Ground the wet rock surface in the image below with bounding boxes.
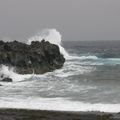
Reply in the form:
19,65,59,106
0,40,65,74
1,78,13,82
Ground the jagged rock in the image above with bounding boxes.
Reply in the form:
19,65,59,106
1,78,13,82
0,40,65,74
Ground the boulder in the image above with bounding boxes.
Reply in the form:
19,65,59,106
1,78,13,82
0,40,65,74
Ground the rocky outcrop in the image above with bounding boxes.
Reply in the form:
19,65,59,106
1,78,13,82
0,40,65,74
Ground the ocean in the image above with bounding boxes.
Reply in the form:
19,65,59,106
0,30,120,113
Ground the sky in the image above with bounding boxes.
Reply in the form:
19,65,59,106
0,0,120,41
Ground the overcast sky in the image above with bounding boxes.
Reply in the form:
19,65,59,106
0,0,120,41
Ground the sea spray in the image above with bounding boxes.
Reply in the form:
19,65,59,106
27,29,70,59
0,65,32,82
0,65,14,80
0,97,120,113
27,29,92,60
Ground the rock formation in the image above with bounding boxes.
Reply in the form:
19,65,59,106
1,78,13,82
0,40,65,74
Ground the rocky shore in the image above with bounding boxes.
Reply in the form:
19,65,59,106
0,40,65,75
0,109,119,120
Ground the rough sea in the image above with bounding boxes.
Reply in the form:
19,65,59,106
0,29,120,113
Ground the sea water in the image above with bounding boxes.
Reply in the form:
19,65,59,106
0,29,120,112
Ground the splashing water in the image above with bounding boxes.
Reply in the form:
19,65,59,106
0,65,33,82
27,29,70,59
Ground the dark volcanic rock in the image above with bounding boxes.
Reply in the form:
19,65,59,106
0,40,65,74
1,78,13,82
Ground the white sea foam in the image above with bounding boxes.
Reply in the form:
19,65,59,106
79,55,98,60
0,97,120,113
107,58,120,61
0,65,33,82
66,55,99,60
0,60,93,82
0,55,119,83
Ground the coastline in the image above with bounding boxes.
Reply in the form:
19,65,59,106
0,108,119,120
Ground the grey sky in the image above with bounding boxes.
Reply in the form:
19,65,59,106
0,0,120,41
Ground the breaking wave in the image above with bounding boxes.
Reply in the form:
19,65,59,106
0,65,33,82
27,29,70,59
0,97,120,113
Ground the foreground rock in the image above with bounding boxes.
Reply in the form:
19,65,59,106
0,40,65,74
1,78,13,82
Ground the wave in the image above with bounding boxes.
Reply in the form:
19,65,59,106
0,55,120,82
27,29,70,59
0,97,120,113
107,58,120,61
0,59,94,82
68,54,120,65
68,54,120,61
0,65,34,82
79,55,98,60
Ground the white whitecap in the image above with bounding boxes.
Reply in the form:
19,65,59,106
0,65,34,82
